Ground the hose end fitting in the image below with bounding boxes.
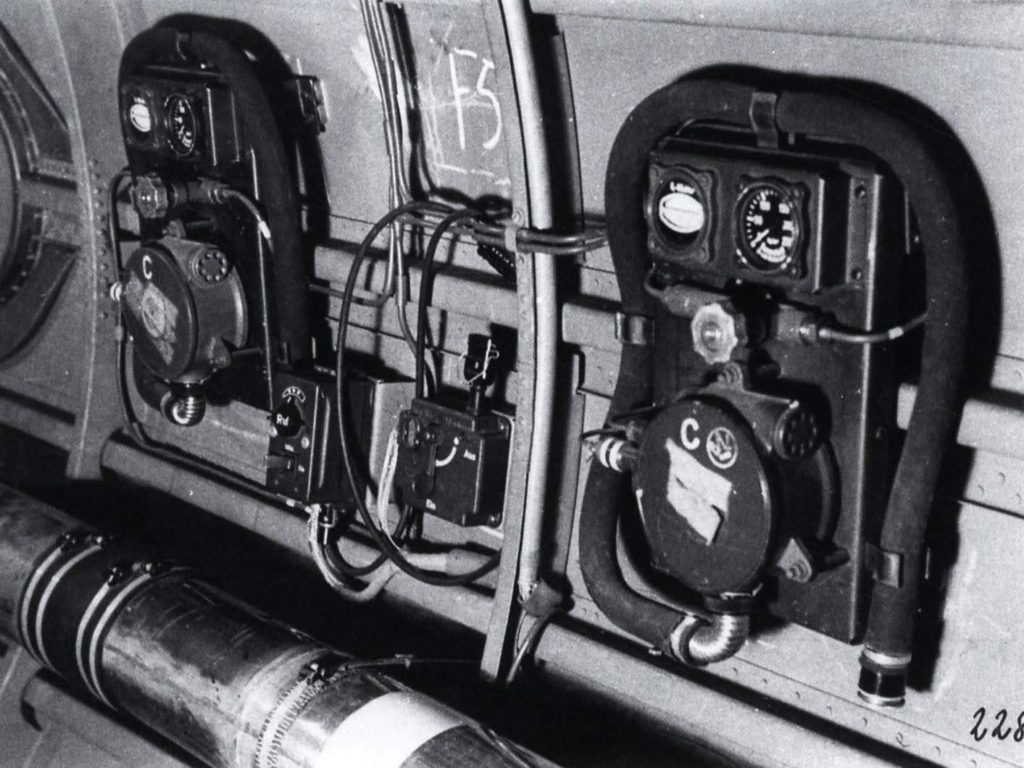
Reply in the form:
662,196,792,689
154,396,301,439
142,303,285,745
669,608,751,667
857,649,910,708
668,614,709,667
162,385,207,427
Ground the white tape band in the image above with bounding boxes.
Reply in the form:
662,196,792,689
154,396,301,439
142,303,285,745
314,691,468,768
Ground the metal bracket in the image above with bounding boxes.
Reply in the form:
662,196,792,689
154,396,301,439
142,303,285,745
749,91,780,149
615,312,654,346
865,542,903,588
286,76,327,134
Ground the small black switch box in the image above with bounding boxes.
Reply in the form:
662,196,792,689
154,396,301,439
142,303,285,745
394,399,510,527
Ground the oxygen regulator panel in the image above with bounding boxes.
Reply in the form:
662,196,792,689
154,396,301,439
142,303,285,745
117,29,297,421
112,27,362,504
603,115,917,644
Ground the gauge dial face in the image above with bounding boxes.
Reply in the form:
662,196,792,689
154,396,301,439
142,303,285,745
736,182,802,271
165,94,199,157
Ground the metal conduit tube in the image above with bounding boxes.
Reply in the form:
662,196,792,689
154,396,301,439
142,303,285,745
0,484,552,768
498,0,560,605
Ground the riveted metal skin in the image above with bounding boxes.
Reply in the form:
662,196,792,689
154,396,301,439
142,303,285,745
0,25,79,364
0,483,551,768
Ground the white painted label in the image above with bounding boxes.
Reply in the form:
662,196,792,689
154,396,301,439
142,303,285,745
282,386,307,404
124,273,178,366
680,416,700,451
664,439,731,545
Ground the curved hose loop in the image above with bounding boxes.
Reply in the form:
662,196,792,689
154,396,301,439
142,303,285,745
581,79,760,660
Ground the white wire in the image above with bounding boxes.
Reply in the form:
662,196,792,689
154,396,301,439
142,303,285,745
360,0,433,376
376,427,403,550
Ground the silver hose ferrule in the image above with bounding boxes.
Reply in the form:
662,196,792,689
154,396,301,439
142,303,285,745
670,612,750,666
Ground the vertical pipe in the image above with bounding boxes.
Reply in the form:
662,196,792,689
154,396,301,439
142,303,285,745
498,0,559,604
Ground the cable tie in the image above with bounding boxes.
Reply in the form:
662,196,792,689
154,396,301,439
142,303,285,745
258,219,273,245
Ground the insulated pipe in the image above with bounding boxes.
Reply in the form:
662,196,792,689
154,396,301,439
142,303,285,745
774,93,968,706
498,0,560,606
0,484,551,768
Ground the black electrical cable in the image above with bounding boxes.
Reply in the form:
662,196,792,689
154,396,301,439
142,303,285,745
314,505,415,579
107,168,131,272
415,209,480,399
336,201,500,587
501,608,563,686
219,188,277,408
389,209,607,256
114,312,291,509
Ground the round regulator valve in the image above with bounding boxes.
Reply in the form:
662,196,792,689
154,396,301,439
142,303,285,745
691,302,745,365
633,398,775,595
132,174,172,220
120,237,247,384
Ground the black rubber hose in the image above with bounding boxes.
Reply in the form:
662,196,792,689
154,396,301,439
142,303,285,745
316,505,414,580
581,80,757,656
775,93,968,704
183,30,310,365
415,209,480,398
118,27,179,79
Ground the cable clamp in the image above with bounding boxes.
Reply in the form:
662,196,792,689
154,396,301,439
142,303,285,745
749,91,780,149
615,312,654,346
669,614,709,667
503,220,523,253
865,542,903,588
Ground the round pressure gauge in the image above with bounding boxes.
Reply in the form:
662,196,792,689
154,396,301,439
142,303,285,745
735,181,804,272
165,94,199,157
